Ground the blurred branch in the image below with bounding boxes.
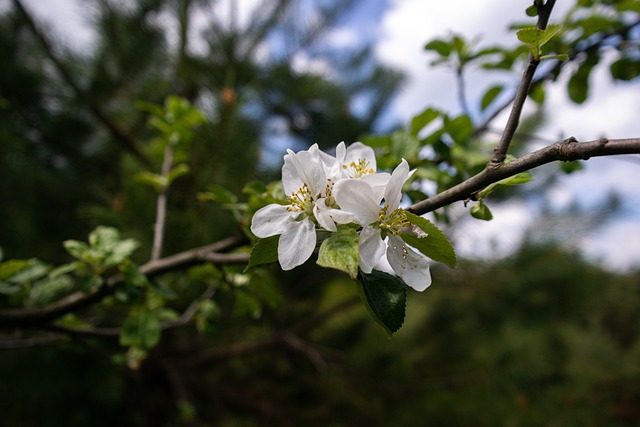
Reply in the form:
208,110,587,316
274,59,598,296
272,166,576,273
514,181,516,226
409,137,640,215
0,334,67,349
491,0,556,164
475,14,640,138
0,236,248,328
11,0,151,167
151,145,175,260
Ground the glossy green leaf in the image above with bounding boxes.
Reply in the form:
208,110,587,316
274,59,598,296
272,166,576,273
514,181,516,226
403,212,457,268
317,225,359,279
245,235,279,271
358,269,407,335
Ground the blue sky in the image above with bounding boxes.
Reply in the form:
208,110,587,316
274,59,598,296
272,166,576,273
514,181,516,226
14,0,640,271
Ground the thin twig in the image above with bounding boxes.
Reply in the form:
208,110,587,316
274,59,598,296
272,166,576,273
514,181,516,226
490,0,556,164
151,145,175,260
0,236,248,327
409,137,640,215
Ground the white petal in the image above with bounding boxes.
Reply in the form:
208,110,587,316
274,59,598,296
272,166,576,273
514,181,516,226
384,159,411,210
282,146,326,196
313,199,337,232
281,154,305,196
278,219,316,270
333,179,380,226
386,235,432,292
345,141,377,171
314,200,356,231
361,172,390,203
358,226,385,274
250,204,292,238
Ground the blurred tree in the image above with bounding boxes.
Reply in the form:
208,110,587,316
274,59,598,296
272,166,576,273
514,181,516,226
0,0,403,258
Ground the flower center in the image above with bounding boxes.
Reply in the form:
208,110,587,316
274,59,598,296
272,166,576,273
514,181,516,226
286,183,314,216
377,205,409,236
324,178,337,207
342,159,375,178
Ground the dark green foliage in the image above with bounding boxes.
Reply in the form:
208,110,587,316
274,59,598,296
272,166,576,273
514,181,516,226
2,244,640,426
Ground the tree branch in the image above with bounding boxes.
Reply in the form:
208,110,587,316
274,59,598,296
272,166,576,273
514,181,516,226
490,0,556,164
408,137,640,215
151,146,175,260
0,236,248,327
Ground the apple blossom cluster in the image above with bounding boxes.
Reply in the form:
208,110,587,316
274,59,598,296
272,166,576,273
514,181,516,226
250,142,432,291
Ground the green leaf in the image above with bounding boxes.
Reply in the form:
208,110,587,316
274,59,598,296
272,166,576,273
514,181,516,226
539,54,569,61
444,114,474,145
610,57,640,81
233,289,262,319
120,261,151,288
245,235,279,271
316,225,359,279
89,226,121,252
120,306,162,351
497,170,534,186
525,4,538,16
0,259,37,281
49,262,79,279
424,39,452,57
359,135,391,148
198,184,238,204
529,82,545,104
29,275,74,306
410,108,440,135
104,239,139,267
358,269,407,336
0,247,3,262
539,24,563,47
568,69,589,104
470,201,493,221
480,85,503,111
63,240,90,261
166,163,190,183
135,171,168,193
390,130,421,163
403,212,457,268
516,27,542,47
6,260,50,284
560,160,583,174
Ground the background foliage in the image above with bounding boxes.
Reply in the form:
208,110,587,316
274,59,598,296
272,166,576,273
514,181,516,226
0,0,639,425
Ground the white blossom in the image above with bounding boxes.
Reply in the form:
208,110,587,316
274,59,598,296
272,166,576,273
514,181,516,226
333,159,432,291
